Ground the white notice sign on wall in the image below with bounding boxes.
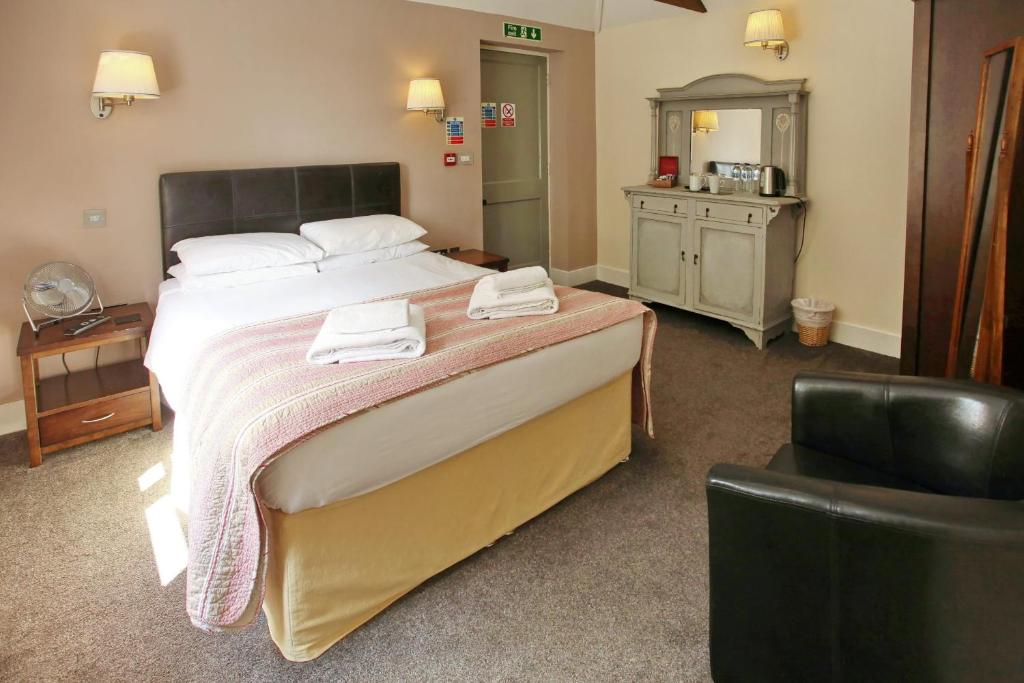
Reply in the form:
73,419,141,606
501,102,516,128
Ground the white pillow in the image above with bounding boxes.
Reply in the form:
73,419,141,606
171,232,324,275
167,263,318,291
300,215,427,256
316,241,430,272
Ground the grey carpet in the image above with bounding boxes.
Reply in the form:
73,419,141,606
0,287,896,682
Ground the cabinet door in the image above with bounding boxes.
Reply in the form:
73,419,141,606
631,211,688,305
694,220,763,324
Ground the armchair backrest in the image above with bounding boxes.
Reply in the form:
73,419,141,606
792,372,1024,500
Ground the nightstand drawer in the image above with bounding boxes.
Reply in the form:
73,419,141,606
39,391,151,447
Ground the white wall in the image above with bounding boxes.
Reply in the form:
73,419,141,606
595,0,914,355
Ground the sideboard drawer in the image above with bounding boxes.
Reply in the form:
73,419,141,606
39,391,151,447
696,201,764,226
632,194,686,216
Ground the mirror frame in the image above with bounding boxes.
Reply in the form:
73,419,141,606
947,38,1024,385
648,74,809,196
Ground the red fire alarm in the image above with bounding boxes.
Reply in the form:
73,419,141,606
443,152,457,167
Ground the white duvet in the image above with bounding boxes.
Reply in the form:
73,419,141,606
145,251,642,513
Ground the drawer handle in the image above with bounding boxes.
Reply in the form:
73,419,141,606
705,207,710,217
673,203,678,213
680,250,686,261
693,253,699,265
640,200,645,209
81,412,115,424
747,213,753,223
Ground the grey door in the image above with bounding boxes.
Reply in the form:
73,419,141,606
694,220,763,323
481,49,548,270
631,211,688,306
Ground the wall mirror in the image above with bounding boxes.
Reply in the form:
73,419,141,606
948,37,1024,387
648,74,809,196
689,108,762,175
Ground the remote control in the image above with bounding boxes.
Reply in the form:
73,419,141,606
64,315,112,336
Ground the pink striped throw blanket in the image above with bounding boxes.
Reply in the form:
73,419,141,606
183,281,656,631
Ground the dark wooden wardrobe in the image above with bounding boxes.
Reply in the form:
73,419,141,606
901,0,1024,376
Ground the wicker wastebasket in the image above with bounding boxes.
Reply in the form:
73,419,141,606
791,298,836,347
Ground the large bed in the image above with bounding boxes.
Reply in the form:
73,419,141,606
147,163,654,661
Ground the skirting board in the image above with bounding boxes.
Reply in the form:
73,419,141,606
551,265,630,288
827,320,901,358
550,265,597,287
596,265,630,288
0,400,26,437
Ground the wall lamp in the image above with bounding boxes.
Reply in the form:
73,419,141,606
744,9,789,61
90,50,160,119
406,78,446,123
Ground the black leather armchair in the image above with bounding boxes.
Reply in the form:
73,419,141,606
706,372,1024,683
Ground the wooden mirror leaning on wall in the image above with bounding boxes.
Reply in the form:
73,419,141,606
948,38,1024,388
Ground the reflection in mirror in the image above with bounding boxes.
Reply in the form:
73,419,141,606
948,40,1024,387
689,109,761,175
956,52,1008,377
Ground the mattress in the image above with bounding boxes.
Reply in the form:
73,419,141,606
145,251,642,513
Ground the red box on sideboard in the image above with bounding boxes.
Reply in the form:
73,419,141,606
649,156,679,188
658,156,679,177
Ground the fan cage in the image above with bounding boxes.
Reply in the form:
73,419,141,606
23,261,98,321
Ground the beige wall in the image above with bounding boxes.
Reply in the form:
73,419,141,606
0,0,596,405
596,0,913,354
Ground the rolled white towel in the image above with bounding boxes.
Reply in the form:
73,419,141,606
307,303,426,364
483,266,549,297
467,277,559,320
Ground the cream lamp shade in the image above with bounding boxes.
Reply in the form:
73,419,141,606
744,9,790,59
692,110,720,133
92,50,160,99
406,78,446,122
90,50,160,119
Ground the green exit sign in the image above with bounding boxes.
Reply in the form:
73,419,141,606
504,21,542,42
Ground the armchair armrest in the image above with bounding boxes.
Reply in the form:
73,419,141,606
708,463,1024,543
706,463,1024,682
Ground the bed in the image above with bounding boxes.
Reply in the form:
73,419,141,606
147,163,654,661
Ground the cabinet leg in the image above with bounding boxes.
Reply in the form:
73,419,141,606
740,327,766,350
20,356,41,467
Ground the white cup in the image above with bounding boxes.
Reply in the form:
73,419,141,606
708,175,721,194
689,174,703,192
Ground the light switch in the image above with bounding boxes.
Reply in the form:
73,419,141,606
458,153,474,166
83,209,106,228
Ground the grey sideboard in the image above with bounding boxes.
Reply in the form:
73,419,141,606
623,185,804,349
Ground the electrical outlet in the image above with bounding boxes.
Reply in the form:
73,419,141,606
83,209,106,228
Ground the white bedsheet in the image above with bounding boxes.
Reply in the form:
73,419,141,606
145,251,641,513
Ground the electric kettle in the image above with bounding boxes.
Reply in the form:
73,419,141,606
759,166,785,196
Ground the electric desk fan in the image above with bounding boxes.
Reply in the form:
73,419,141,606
22,262,104,334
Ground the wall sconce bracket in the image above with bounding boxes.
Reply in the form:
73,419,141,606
90,95,136,120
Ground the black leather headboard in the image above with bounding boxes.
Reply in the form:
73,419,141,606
158,162,401,274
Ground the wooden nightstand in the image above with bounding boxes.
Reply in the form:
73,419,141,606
16,303,162,468
443,249,510,272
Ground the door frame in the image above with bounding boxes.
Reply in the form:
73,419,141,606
480,44,552,270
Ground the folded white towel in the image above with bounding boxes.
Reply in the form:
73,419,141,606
486,266,549,297
326,299,409,334
467,277,559,320
307,303,426,364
